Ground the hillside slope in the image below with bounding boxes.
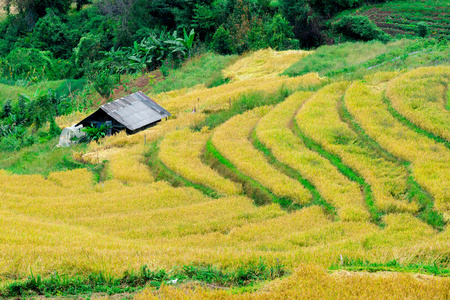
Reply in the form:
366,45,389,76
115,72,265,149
344,0,450,38
0,46,450,299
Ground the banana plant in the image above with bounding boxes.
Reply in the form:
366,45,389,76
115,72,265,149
179,29,195,59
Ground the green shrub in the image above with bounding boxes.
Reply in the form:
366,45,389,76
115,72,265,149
74,33,103,73
334,15,391,43
0,48,53,82
266,14,297,50
82,124,109,142
92,70,117,99
20,9,74,59
211,26,234,54
417,21,428,38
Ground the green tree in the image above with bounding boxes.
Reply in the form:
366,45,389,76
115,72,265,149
5,0,72,18
74,33,103,75
266,14,296,50
23,9,74,58
417,21,428,38
279,0,309,27
211,26,233,54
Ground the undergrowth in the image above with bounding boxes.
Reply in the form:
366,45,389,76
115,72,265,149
0,260,287,299
331,258,450,277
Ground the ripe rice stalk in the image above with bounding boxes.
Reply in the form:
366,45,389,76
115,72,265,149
295,82,417,215
386,66,450,142
155,73,321,113
256,90,369,222
108,145,154,185
223,48,312,81
212,106,311,204
345,81,450,220
159,128,242,196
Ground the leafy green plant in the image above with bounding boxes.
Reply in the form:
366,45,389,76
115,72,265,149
92,70,117,99
417,21,428,38
82,124,109,142
334,15,391,43
178,28,195,58
211,26,234,54
0,261,288,298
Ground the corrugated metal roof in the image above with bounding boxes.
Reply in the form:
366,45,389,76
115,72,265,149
100,91,171,131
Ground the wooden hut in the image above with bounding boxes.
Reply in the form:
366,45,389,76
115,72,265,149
77,91,171,134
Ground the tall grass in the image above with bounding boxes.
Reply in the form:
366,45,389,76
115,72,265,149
0,137,91,176
0,80,64,105
284,39,450,80
152,53,238,94
283,40,413,78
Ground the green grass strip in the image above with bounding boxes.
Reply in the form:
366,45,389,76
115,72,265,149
145,141,221,199
192,87,293,132
382,94,450,149
407,174,445,231
291,121,383,226
203,140,301,211
251,131,337,218
330,258,450,277
0,261,288,298
339,96,445,231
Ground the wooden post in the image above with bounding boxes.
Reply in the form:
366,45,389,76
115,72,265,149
144,134,146,153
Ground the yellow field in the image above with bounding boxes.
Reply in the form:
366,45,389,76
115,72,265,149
159,128,242,195
1,50,450,299
255,91,369,221
212,106,311,204
345,80,450,219
295,82,417,213
222,48,312,81
386,66,450,142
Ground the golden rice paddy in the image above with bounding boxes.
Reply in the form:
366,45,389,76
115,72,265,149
1,52,450,299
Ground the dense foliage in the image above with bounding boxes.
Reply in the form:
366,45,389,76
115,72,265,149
0,0,395,82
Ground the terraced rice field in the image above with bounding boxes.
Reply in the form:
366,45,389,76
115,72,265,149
358,0,450,38
2,50,450,298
